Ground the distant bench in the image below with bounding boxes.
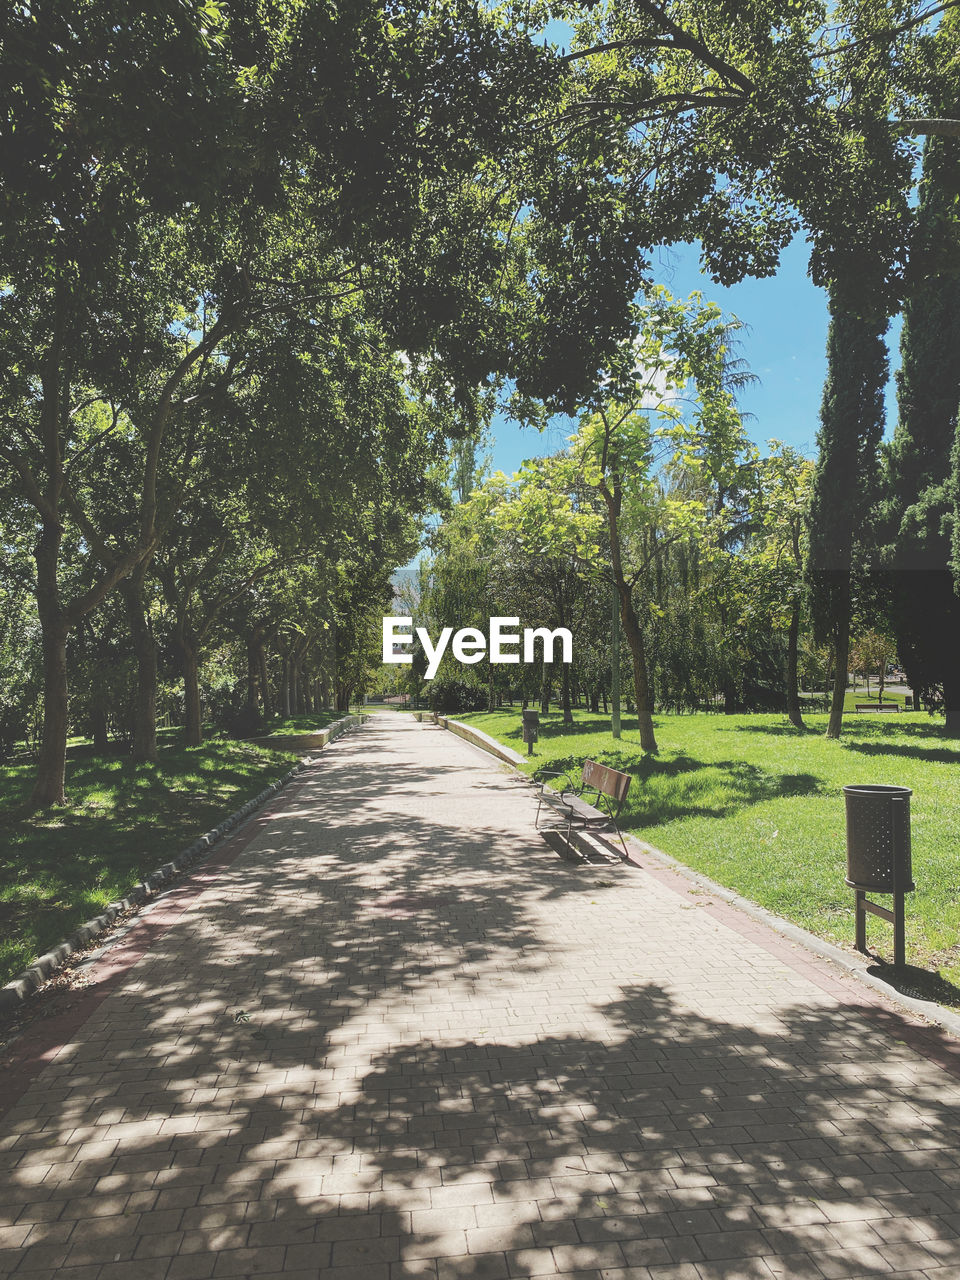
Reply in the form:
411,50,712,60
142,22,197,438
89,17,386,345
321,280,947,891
534,759,632,859
854,703,900,713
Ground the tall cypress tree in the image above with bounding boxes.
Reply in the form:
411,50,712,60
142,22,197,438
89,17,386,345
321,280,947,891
883,133,960,733
806,295,888,739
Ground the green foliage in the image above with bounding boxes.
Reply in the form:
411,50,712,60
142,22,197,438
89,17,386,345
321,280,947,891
881,108,960,715
807,301,889,600
428,676,490,715
557,0,930,308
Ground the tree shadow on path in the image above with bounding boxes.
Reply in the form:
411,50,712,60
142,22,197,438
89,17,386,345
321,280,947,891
1,719,959,1277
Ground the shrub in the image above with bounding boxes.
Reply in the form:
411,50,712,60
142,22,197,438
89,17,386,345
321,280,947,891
428,676,488,715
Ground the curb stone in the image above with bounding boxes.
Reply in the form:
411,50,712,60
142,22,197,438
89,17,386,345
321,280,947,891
420,713,960,1042
0,713,366,1016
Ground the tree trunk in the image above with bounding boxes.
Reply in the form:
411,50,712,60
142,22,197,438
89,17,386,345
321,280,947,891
827,610,850,739
31,521,69,807
290,657,300,716
617,585,658,752
603,492,657,751
32,617,69,805
182,638,202,747
281,659,291,717
260,646,272,719
786,599,805,730
560,663,573,725
121,565,159,762
90,703,109,753
944,671,960,735
539,663,550,714
245,630,265,732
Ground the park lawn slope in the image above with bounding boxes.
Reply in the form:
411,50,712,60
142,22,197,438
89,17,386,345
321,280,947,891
0,733,299,988
261,711,341,735
458,708,960,992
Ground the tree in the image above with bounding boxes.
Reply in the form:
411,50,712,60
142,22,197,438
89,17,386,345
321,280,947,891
883,121,960,731
472,458,605,723
805,300,888,738
747,445,814,728
851,630,899,703
566,292,749,750
3,0,666,803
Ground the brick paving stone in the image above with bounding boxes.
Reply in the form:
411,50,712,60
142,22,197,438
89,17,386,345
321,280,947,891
1,714,960,1278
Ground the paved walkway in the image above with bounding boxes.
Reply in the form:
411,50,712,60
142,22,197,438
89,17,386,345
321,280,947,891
2,713,960,1280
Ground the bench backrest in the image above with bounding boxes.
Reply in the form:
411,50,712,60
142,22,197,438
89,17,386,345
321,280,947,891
582,759,631,805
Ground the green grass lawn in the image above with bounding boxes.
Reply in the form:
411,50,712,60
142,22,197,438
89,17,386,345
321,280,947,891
458,707,960,991
841,689,910,710
0,731,298,987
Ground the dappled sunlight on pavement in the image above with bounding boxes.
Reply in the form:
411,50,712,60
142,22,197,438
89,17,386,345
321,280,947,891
1,713,960,1279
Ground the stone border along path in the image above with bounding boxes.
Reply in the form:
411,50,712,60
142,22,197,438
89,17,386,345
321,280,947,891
0,714,365,1015
2,710,960,1279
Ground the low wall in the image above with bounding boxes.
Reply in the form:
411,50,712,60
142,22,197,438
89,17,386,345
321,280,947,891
419,712,526,766
249,713,366,754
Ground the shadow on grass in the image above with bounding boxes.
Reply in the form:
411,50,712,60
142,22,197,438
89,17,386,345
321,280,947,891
716,722,816,737
541,750,825,829
0,732,299,985
846,741,960,765
479,712,641,743
734,718,953,742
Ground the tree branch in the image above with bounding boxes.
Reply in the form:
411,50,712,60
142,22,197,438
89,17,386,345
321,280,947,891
561,0,757,95
0,441,52,521
891,118,960,136
821,0,960,57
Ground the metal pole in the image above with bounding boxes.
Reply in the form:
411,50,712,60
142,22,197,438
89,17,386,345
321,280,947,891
892,794,906,966
855,889,866,954
611,577,621,740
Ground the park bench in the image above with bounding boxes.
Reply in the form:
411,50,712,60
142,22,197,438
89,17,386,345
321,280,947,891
534,759,632,859
854,703,900,713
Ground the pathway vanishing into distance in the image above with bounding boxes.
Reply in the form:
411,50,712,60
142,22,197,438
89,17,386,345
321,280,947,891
2,711,960,1280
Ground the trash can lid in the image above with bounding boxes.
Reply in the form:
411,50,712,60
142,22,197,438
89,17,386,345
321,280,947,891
842,784,912,796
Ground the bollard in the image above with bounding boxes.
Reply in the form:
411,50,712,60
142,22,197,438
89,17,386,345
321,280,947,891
521,708,540,756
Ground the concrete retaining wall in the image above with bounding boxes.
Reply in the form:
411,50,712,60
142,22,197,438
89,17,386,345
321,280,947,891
418,712,526,766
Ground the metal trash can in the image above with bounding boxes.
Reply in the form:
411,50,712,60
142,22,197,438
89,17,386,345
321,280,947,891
843,784,913,892
522,709,540,755
843,784,913,966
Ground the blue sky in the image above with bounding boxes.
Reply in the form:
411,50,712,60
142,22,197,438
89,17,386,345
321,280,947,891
486,235,903,478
